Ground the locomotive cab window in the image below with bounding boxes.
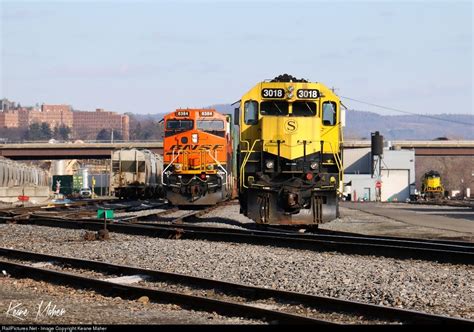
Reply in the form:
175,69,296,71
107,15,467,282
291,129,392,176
292,101,317,116
260,101,289,116
197,120,225,137
165,119,194,137
244,100,258,125
322,101,337,126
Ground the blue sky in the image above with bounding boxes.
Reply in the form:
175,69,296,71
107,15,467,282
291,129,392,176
1,0,472,115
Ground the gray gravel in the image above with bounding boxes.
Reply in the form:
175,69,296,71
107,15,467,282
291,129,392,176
2,257,393,324
1,223,473,321
0,276,261,324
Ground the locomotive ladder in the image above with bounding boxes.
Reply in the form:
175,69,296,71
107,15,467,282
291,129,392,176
240,139,261,189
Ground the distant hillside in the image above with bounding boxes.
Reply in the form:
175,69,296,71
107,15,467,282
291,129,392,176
344,111,474,140
208,105,474,140
130,106,474,140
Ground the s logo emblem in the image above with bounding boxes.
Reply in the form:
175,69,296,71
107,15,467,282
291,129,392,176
284,119,298,134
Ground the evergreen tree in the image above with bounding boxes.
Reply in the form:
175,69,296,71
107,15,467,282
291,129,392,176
40,122,52,139
57,125,71,140
96,128,123,141
96,128,110,141
26,123,42,140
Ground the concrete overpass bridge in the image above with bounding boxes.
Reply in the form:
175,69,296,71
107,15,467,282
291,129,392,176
0,140,474,160
343,140,474,156
0,142,163,160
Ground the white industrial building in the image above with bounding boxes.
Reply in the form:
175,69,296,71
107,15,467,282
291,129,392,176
343,146,416,202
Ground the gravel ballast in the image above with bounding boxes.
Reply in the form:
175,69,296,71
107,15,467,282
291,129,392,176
0,277,260,324
1,257,395,325
1,223,472,321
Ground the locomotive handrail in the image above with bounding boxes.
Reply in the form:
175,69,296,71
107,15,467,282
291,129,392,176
206,150,227,187
265,140,313,148
239,139,250,152
161,148,182,186
325,141,344,193
240,139,261,189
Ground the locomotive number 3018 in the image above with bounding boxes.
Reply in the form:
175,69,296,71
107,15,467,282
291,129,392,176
297,89,320,99
261,88,285,99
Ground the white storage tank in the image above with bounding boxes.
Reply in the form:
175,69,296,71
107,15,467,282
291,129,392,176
82,169,89,188
53,160,66,175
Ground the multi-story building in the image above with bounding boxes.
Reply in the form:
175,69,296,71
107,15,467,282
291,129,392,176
0,110,19,128
17,108,29,128
28,104,73,129
0,99,129,140
73,109,129,140
0,98,16,111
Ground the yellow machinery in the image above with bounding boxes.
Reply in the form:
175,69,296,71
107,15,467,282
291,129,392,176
235,74,343,225
421,170,445,199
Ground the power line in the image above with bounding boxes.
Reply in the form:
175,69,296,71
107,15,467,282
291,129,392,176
340,95,474,127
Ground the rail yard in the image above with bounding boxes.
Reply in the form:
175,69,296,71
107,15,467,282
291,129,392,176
1,76,473,327
2,0,474,328
0,197,473,325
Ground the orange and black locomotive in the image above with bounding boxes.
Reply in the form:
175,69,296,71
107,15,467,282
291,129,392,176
161,109,235,205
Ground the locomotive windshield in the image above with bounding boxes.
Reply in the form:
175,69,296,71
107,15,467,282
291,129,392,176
165,119,193,137
197,120,225,137
260,101,289,116
292,101,317,116
322,102,337,126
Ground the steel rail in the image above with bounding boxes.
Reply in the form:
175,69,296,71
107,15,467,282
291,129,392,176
1,247,472,325
7,214,474,264
132,216,474,249
132,221,474,252
0,198,119,216
113,201,474,248
0,260,329,325
0,199,166,223
311,228,474,247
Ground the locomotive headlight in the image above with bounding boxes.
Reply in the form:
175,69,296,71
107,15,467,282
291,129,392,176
310,161,319,170
192,133,198,143
288,86,294,92
206,164,214,170
265,160,274,169
287,92,294,99
174,163,182,171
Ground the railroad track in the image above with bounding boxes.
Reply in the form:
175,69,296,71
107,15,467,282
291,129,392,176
2,199,473,263
3,210,472,264
0,198,167,221
1,247,471,325
408,200,474,209
110,220,474,264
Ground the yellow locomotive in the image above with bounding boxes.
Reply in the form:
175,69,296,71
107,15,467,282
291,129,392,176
421,170,445,199
235,74,343,225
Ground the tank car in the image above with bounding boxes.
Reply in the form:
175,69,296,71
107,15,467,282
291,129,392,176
110,149,163,199
235,74,344,225
161,109,235,205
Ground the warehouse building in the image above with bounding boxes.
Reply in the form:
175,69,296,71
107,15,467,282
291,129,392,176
343,139,416,202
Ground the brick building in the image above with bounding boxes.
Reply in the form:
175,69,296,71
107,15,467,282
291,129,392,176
73,109,129,140
17,109,29,128
0,99,129,140
28,104,74,129
0,110,19,128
